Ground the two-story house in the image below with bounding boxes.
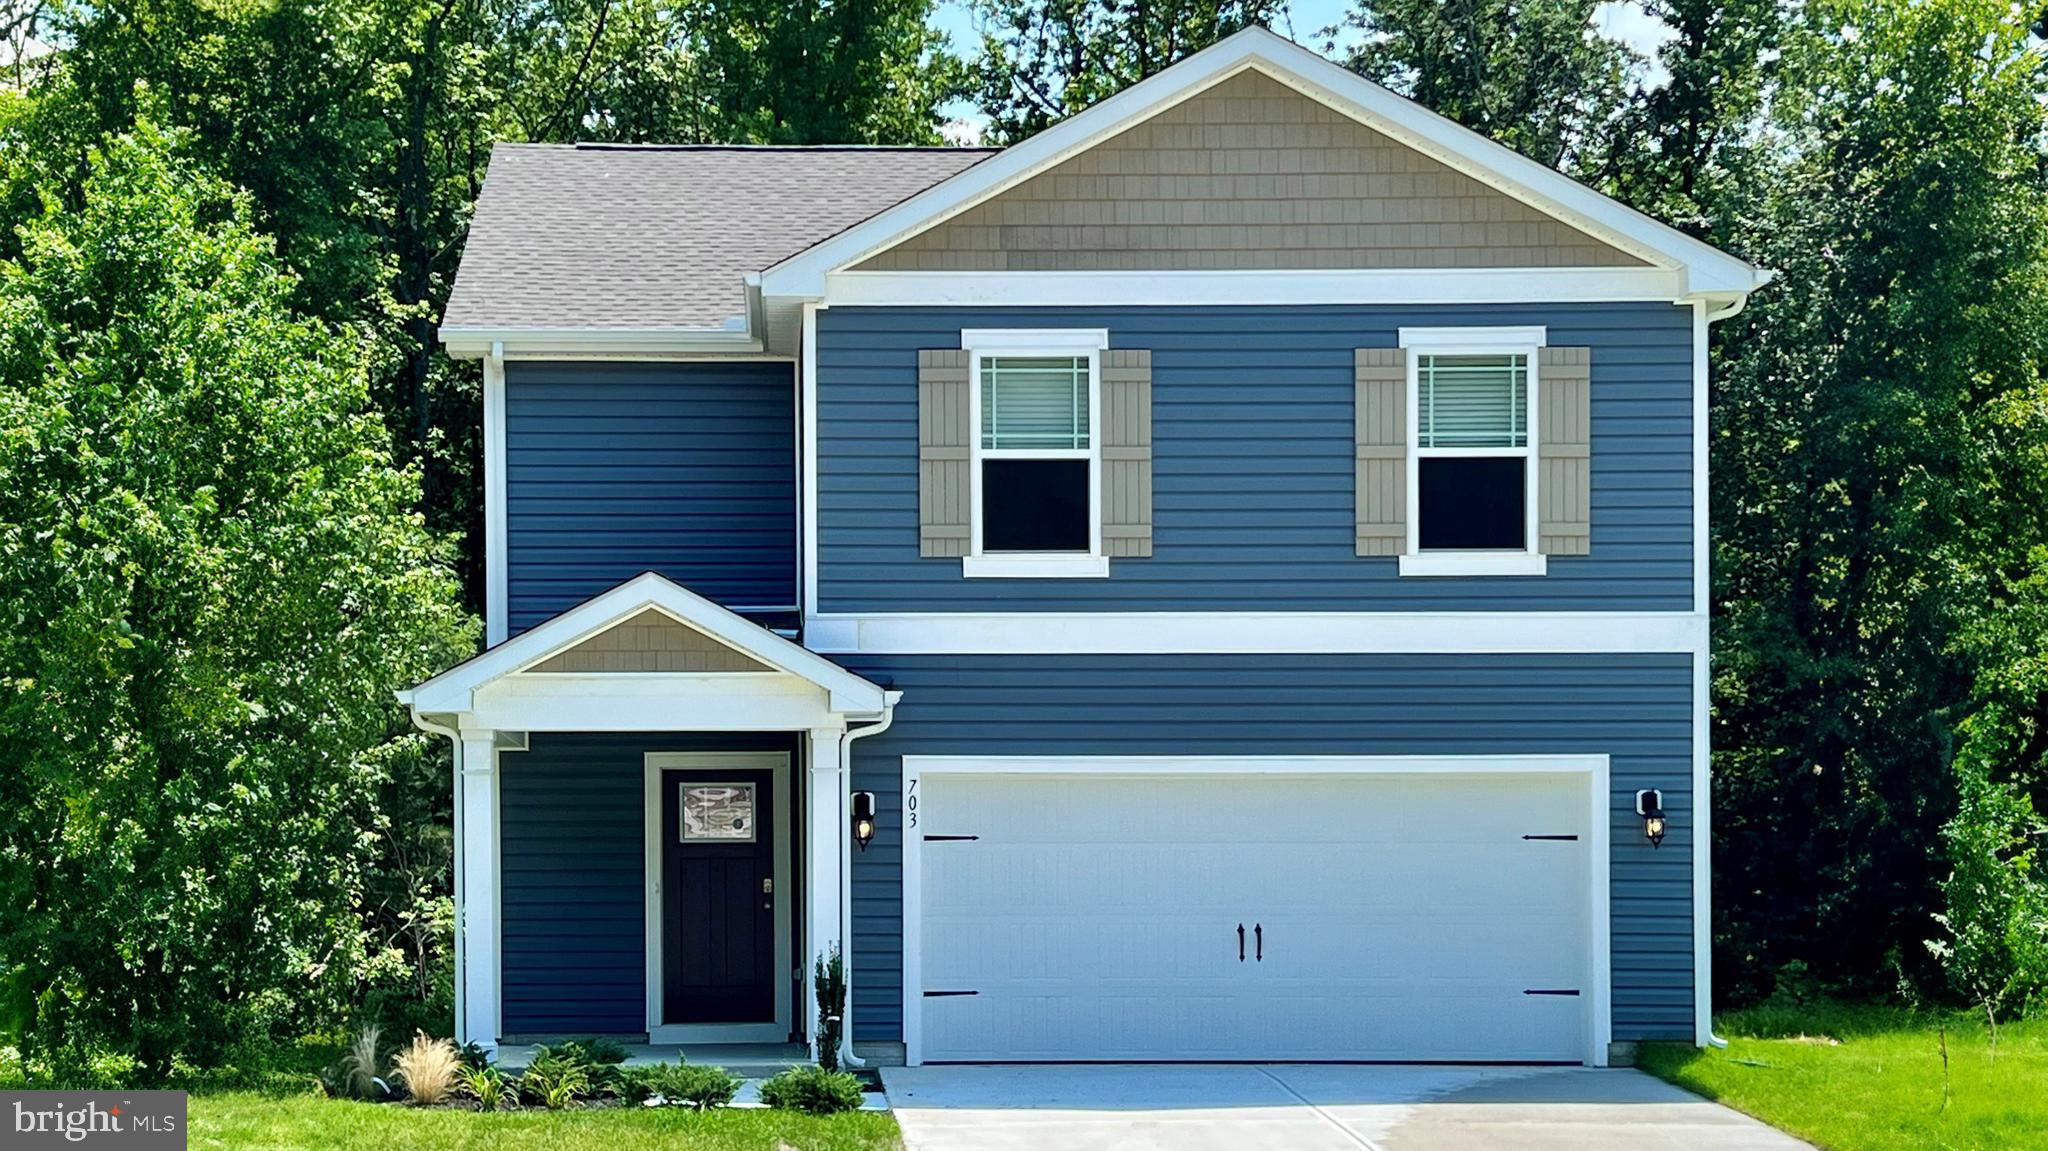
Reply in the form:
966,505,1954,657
400,27,1768,1070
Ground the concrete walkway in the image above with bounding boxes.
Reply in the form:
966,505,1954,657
881,1064,1814,1151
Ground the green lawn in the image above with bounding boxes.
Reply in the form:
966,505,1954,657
189,1091,901,1151
1639,1002,2048,1151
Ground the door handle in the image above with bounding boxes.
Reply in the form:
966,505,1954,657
1255,923,1263,962
1237,923,1245,962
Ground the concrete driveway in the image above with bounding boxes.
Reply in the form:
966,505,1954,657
881,1064,1813,1151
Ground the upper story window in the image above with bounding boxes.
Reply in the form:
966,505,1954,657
1399,327,1546,577
1416,353,1529,551
964,329,1108,577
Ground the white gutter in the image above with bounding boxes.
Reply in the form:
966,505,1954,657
440,326,763,359
835,690,903,1070
406,703,467,1042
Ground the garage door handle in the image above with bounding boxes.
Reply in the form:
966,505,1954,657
1254,923,1263,962
1237,923,1245,962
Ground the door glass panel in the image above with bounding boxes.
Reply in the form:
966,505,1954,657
680,782,757,842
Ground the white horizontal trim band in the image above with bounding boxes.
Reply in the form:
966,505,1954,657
901,753,1609,776
819,267,1691,308
804,610,1706,655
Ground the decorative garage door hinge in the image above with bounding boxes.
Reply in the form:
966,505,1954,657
1521,834,1579,841
1523,988,1582,996
923,834,979,841
923,990,979,997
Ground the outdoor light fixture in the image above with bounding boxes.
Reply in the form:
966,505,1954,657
851,791,876,852
1636,789,1667,848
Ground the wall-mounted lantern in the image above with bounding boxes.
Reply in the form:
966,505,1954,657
1636,789,1667,848
852,791,876,852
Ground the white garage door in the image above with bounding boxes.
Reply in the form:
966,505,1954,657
915,771,1593,1063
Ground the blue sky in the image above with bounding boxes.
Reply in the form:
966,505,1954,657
929,1,1676,139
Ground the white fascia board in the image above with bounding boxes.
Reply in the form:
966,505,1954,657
441,327,762,360
408,571,888,715
822,267,1690,308
803,610,1707,655
760,27,1766,301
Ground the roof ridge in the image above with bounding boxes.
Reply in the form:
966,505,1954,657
561,142,1000,154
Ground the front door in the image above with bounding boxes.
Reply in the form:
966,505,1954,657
662,768,776,1024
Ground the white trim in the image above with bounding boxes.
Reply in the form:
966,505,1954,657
1402,331,1544,573
899,753,1613,1068
483,344,508,646
801,610,1706,655
1399,325,1548,350
405,571,888,716
823,267,1694,308
802,303,822,621
961,332,1108,577
760,28,1765,300
644,751,793,1045
961,554,1111,579
443,327,762,360
458,734,501,1051
1399,553,1548,577
1691,298,1714,1047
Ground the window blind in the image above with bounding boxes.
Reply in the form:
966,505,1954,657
1418,354,1527,449
982,356,1089,450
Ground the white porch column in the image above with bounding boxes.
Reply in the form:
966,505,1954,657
458,730,501,1053
804,726,847,1059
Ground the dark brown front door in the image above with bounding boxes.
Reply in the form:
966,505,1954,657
662,769,775,1024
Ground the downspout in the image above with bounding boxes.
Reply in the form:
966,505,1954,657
406,703,466,1043
834,690,903,1070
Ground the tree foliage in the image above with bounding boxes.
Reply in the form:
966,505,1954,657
1710,0,2048,998
968,0,1285,143
0,121,473,1079
1335,0,1639,173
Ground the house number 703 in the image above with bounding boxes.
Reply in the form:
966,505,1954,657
906,778,918,830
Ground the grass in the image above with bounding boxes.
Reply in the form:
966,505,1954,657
1639,1000,2048,1151
189,1091,901,1150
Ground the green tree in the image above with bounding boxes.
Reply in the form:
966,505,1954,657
1336,0,1639,172
1711,0,2048,1000
0,122,472,1079
969,0,1285,143
1927,761,2048,1045
1591,0,1784,241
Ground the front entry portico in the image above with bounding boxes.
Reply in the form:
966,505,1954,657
399,572,895,1061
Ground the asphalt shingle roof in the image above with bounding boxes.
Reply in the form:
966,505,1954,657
444,143,997,333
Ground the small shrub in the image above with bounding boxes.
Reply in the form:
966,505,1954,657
391,1032,459,1105
563,1036,630,1066
321,1026,387,1101
814,944,848,1072
455,1041,493,1071
757,1064,864,1115
519,1047,592,1109
624,1060,741,1109
456,1064,514,1111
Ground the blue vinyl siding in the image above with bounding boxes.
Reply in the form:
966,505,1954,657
499,731,796,1037
505,361,795,633
830,652,1696,1044
816,304,1693,612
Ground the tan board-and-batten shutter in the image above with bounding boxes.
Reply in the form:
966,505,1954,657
1101,349,1154,557
919,349,972,557
1538,346,1592,555
1355,348,1408,556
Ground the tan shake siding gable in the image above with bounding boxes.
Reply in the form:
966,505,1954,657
527,608,772,673
1101,349,1154,557
855,69,1646,272
1354,348,1408,556
1538,346,1594,555
919,350,973,557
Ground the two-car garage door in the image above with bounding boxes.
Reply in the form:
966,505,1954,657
914,770,1594,1063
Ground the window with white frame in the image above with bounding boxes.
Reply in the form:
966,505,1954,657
1400,327,1543,570
965,330,1104,570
